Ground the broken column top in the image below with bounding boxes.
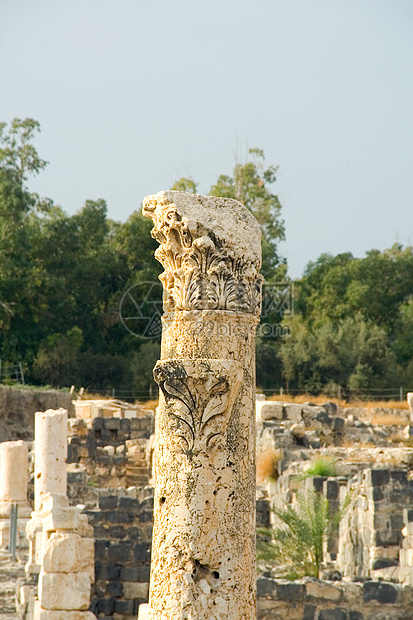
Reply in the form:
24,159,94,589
36,408,68,418
142,191,263,315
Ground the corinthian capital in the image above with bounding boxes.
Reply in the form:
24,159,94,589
142,191,263,315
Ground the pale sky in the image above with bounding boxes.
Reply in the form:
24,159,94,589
1,0,412,278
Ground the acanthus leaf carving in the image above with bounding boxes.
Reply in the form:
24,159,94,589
143,194,262,315
153,359,243,456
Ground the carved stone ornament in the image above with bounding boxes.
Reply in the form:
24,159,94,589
142,191,263,315
154,359,243,457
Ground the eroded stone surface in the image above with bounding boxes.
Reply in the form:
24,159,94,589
34,409,68,511
0,441,29,503
143,191,261,620
34,600,96,619
38,571,91,610
43,532,94,576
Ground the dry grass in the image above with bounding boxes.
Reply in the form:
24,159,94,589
265,393,409,410
368,414,408,426
138,399,159,410
267,394,347,407
363,399,409,411
81,391,111,400
256,447,282,483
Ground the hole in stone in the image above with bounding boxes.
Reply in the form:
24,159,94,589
205,500,209,506
160,497,166,505
213,490,217,496
213,571,220,579
191,559,209,582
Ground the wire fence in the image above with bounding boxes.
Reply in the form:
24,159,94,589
260,386,410,402
0,376,410,404
79,388,158,403
82,386,411,404
0,361,25,385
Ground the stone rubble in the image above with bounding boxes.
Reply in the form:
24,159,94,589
0,549,27,618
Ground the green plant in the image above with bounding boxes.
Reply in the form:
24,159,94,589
301,457,337,478
257,491,329,579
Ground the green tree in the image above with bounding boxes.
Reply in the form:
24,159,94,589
278,313,396,393
132,341,161,399
172,148,286,282
0,118,47,184
33,327,83,386
171,177,197,193
0,118,51,365
209,148,285,282
279,245,413,394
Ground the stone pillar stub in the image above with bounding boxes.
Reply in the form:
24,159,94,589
34,409,68,511
0,440,28,503
143,191,262,620
408,392,413,421
0,440,31,548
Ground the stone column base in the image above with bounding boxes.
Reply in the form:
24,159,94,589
137,603,149,620
34,601,96,619
0,517,30,549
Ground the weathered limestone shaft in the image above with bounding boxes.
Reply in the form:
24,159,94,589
143,191,262,620
34,409,68,511
0,440,31,549
0,440,28,502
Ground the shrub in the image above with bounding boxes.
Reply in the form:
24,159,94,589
256,447,282,483
257,490,329,579
301,456,337,478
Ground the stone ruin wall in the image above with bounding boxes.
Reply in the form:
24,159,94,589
0,386,74,442
66,414,155,618
1,391,413,618
65,402,413,620
3,398,413,619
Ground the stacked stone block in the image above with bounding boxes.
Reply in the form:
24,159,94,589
34,492,95,620
256,498,271,528
398,508,413,585
257,576,413,620
26,409,68,576
257,400,345,454
85,488,153,618
67,417,153,492
338,468,413,578
322,478,349,563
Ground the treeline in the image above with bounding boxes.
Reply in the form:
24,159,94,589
275,247,413,395
0,118,412,398
0,119,285,396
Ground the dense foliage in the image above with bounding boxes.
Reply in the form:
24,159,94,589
278,247,413,395
0,118,161,395
0,118,412,397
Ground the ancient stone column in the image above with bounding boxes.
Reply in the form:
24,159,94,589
34,409,68,512
0,440,28,503
142,191,262,620
0,440,31,548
